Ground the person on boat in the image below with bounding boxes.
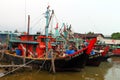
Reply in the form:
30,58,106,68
71,42,77,51
90,49,96,55
54,44,61,57
65,45,75,55
83,40,89,47
55,43,66,57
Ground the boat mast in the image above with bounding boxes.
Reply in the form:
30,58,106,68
23,15,30,64
27,15,30,35
45,6,50,52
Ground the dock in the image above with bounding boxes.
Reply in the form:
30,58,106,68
0,64,31,68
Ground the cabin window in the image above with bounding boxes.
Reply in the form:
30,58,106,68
33,45,37,52
41,38,45,42
34,36,37,40
41,38,50,42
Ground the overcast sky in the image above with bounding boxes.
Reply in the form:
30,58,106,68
0,0,120,35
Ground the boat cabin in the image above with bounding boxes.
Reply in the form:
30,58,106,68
9,34,55,58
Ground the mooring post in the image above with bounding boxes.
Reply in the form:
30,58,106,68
51,49,56,74
11,61,15,71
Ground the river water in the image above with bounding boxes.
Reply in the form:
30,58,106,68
0,57,120,80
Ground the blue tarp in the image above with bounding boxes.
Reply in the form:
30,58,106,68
66,50,75,54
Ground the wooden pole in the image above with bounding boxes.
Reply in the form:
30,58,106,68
27,15,30,35
11,61,15,71
23,44,26,64
23,15,30,64
51,49,56,74
0,59,34,78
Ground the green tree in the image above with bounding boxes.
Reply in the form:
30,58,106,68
87,32,94,34
14,29,18,33
111,32,120,39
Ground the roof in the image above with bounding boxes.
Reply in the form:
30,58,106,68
9,40,39,45
74,33,104,39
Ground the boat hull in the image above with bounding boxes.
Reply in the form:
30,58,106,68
86,53,103,66
1,51,88,71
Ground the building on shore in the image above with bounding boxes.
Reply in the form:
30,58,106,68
0,31,20,45
74,33,120,45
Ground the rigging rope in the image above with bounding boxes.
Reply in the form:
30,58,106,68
37,49,55,72
0,59,35,78
30,16,45,33
0,52,45,78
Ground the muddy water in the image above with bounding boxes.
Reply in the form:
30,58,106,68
0,57,120,80
105,57,120,80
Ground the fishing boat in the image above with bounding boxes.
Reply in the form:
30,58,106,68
0,6,97,72
3,34,89,72
86,44,110,66
111,45,120,56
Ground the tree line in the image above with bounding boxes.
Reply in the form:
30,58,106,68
111,32,120,39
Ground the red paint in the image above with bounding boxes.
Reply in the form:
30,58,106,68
16,35,55,58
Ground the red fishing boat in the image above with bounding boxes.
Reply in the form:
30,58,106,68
112,46,120,56
1,6,97,72
86,44,110,66
3,33,90,71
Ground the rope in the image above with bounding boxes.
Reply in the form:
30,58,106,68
30,16,44,31
0,59,35,78
0,49,45,77
37,49,54,72
37,57,47,72
36,51,49,72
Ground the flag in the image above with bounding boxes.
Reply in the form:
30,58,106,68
101,46,109,56
55,23,58,30
63,25,67,32
54,23,60,37
86,38,97,54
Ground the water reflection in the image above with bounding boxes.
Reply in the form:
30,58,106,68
105,57,120,80
0,61,112,80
